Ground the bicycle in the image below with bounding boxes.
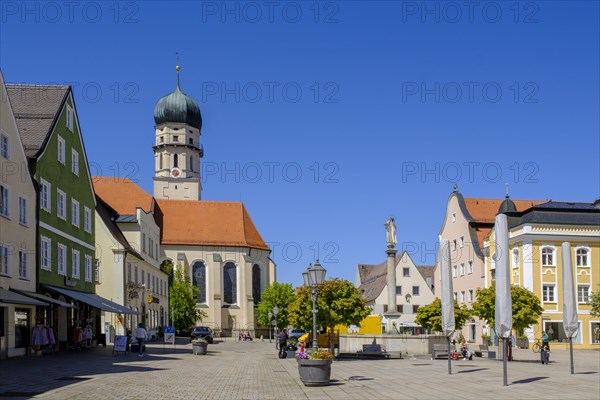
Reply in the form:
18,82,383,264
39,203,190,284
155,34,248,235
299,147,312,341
531,338,542,353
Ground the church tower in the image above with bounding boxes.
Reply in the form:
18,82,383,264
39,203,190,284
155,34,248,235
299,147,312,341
153,65,204,200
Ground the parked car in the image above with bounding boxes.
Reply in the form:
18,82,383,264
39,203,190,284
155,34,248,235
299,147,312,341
190,326,214,343
288,329,307,341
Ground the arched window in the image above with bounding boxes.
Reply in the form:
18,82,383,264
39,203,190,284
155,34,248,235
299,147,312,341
541,247,554,266
159,153,163,169
192,261,206,303
223,262,237,304
190,155,194,172
252,264,261,305
576,248,589,267
173,153,178,168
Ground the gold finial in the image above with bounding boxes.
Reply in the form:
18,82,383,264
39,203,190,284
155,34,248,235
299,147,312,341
175,52,181,88
176,65,181,72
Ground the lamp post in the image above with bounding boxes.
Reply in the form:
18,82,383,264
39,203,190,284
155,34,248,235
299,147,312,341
268,311,273,343
273,306,279,349
303,259,326,352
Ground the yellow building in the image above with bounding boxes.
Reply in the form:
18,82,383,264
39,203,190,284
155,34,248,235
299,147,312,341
484,198,600,348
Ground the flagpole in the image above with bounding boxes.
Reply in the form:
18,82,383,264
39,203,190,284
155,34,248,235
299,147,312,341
447,336,452,375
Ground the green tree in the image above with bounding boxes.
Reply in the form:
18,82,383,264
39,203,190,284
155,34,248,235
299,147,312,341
472,285,544,332
256,282,296,330
288,279,371,353
169,264,207,334
589,285,600,317
415,298,471,333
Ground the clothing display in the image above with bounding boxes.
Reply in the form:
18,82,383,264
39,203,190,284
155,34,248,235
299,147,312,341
31,325,56,347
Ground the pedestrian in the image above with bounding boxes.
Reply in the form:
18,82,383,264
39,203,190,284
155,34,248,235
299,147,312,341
277,329,288,358
542,331,550,350
541,342,550,364
135,323,148,357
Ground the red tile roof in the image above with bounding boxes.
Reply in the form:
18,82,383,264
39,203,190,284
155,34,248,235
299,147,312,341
92,177,154,215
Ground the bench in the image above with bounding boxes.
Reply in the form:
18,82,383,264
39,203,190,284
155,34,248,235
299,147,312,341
474,344,496,358
357,344,390,359
432,343,449,359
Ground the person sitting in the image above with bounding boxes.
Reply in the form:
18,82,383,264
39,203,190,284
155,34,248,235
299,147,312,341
461,341,473,360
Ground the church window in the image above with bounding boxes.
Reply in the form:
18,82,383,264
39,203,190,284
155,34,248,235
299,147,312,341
159,153,163,169
173,154,178,168
192,261,207,303
190,156,194,171
173,135,179,142
223,262,237,304
160,136,164,143
189,138,193,145
252,264,261,305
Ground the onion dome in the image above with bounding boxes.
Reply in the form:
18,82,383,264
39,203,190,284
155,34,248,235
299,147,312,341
153,66,202,129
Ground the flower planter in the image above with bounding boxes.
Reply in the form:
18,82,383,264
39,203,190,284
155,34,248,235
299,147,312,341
297,359,332,386
192,343,208,355
286,350,296,358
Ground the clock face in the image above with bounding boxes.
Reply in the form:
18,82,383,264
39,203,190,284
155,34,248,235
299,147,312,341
170,168,182,178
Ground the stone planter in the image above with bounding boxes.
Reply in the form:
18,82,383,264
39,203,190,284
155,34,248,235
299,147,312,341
516,339,529,349
286,350,296,358
192,343,208,355
297,359,332,386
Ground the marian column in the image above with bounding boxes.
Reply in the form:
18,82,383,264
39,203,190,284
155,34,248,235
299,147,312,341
384,218,401,334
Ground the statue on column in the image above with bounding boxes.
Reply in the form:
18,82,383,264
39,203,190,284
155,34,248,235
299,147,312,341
384,217,397,248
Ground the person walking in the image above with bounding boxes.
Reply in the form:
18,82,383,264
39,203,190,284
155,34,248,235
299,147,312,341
277,329,288,358
135,323,148,357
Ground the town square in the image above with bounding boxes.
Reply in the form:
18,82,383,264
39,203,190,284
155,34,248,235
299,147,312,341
1,1,599,399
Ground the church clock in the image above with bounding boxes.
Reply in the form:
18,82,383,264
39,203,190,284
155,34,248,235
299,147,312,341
170,167,182,178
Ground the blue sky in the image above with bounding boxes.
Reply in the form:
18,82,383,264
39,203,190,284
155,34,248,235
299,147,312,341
2,1,599,287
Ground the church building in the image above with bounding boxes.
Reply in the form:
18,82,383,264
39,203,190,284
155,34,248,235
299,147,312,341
94,67,275,337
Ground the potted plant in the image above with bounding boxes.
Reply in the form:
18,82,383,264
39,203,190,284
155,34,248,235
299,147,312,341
516,335,529,349
191,338,208,355
296,350,334,386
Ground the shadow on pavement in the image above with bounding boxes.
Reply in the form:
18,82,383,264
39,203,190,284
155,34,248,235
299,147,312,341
456,368,489,374
511,377,549,384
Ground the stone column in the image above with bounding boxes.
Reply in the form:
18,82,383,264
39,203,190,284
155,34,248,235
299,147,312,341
384,245,401,334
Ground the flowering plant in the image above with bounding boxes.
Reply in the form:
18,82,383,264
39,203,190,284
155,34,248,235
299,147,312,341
191,338,208,345
296,350,334,360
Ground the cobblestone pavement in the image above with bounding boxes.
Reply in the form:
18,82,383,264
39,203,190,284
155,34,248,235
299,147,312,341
0,339,598,399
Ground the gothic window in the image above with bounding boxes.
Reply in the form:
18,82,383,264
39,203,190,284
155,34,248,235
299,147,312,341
173,154,178,168
223,262,237,304
252,264,261,305
192,261,206,303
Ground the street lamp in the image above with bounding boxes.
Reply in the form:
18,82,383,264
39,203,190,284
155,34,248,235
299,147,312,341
268,311,273,343
303,259,326,351
273,306,280,349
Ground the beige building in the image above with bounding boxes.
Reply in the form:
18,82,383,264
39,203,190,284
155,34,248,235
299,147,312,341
434,189,542,344
94,177,169,341
357,251,435,332
0,71,44,357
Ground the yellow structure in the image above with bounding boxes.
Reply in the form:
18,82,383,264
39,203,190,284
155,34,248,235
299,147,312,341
484,200,600,348
298,315,382,346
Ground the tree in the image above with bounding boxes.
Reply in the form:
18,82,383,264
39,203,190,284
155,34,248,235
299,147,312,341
256,282,296,330
589,285,600,317
288,279,371,353
169,264,207,334
415,298,471,333
472,285,544,332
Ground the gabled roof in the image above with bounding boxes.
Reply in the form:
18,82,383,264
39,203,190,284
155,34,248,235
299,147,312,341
463,198,542,223
93,177,154,216
95,197,144,260
155,200,270,250
6,84,69,157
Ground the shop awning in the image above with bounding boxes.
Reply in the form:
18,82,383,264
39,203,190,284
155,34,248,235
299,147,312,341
0,288,49,306
43,285,138,314
12,289,78,309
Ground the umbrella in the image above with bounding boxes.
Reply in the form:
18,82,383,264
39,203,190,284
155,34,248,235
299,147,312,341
562,242,578,374
494,213,512,386
440,239,454,374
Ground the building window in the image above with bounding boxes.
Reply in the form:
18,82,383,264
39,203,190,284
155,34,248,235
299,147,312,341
58,135,65,164
541,247,555,266
460,236,464,248
84,255,92,282
402,267,410,277
0,184,9,217
148,238,154,258
57,244,66,276
71,199,80,227
412,305,419,313
468,261,473,274
460,263,465,276
18,196,27,225
576,248,589,267
188,137,193,145
152,275,155,292
160,136,164,143
469,289,474,302
460,291,466,303
592,322,600,344
412,286,420,295
41,237,51,271
142,233,146,252
469,319,476,341
40,180,51,212
18,251,29,279
57,189,66,219
84,207,92,232
0,133,9,159
173,135,179,142
223,262,237,304
453,239,457,250
453,292,457,301
147,272,150,289
452,213,456,223
135,266,138,284
542,284,555,302
71,149,79,175
66,105,74,131
173,153,179,168
577,285,590,303
252,264,261,305
395,286,402,295
0,244,9,276
512,248,519,269
95,260,100,283
72,249,80,279
155,244,158,260
127,263,132,282
192,261,206,301
14,309,30,348
190,155,194,172
452,265,457,278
